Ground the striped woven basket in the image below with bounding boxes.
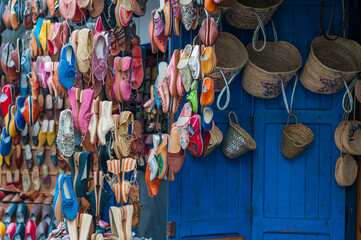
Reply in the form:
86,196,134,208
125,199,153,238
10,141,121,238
225,0,283,30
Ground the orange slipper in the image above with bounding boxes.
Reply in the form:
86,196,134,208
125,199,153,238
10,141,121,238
200,77,214,106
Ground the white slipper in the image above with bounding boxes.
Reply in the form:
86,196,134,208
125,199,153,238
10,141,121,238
155,62,168,88
97,101,114,145
88,99,99,144
188,45,201,80
177,44,192,70
67,218,78,240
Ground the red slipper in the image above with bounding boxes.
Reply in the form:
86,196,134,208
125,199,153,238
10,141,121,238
188,114,204,157
131,45,144,89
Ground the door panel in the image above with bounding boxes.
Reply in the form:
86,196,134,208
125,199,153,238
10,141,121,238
252,1,346,239
169,29,253,239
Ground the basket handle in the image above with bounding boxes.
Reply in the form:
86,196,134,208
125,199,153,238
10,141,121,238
217,69,241,111
280,74,298,114
341,74,358,113
228,111,240,125
319,0,347,41
286,114,298,126
250,9,278,52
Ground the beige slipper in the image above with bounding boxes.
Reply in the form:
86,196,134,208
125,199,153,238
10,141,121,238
79,213,93,240
109,207,123,238
88,99,99,144
97,101,115,145
77,29,94,73
22,169,31,192
32,166,41,191
120,205,133,240
67,217,78,240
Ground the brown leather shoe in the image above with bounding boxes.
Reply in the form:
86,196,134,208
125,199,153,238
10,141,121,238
2,193,14,203
12,193,23,203
33,193,46,204
43,195,54,205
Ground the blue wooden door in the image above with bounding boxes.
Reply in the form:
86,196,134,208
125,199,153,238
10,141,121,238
252,1,347,239
168,29,254,239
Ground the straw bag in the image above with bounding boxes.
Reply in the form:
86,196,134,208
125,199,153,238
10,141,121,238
281,114,314,159
300,0,361,95
225,0,283,51
222,111,256,159
194,32,248,110
242,40,302,99
335,120,361,155
335,154,358,187
203,123,223,157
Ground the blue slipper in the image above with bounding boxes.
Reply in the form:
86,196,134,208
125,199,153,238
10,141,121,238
202,106,213,131
74,151,93,198
37,145,46,166
60,174,79,221
21,49,31,75
0,127,12,158
20,74,29,98
2,203,17,227
34,18,44,49
16,203,28,224
15,96,26,132
58,44,79,91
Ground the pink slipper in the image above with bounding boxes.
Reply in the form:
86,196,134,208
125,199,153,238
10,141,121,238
68,87,80,132
131,45,144,89
176,103,192,149
78,89,94,135
166,49,180,97
120,56,133,101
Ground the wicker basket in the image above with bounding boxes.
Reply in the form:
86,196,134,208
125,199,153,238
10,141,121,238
281,114,314,159
222,111,256,159
203,124,223,157
335,154,358,187
300,36,361,94
225,0,283,30
242,41,302,98
195,32,248,92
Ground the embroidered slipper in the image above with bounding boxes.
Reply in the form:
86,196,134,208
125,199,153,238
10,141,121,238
168,123,185,173
116,0,134,27
157,78,170,113
189,45,201,80
163,0,173,37
155,133,168,179
154,61,168,107
180,0,196,31
177,46,193,92
154,20,168,53
171,0,181,36
166,49,180,97
176,103,192,149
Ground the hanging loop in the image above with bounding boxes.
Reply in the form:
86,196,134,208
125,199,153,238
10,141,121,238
280,74,299,114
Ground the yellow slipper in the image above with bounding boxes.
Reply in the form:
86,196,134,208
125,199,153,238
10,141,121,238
47,119,56,146
39,19,51,53
38,120,49,146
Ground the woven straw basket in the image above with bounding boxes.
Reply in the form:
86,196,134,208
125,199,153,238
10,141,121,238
225,0,283,30
195,32,248,92
203,124,223,157
335,154,358,187
300,36,361,94
334,121,361,155
242,41,302,98
281,114,314,159
222,111,256,159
